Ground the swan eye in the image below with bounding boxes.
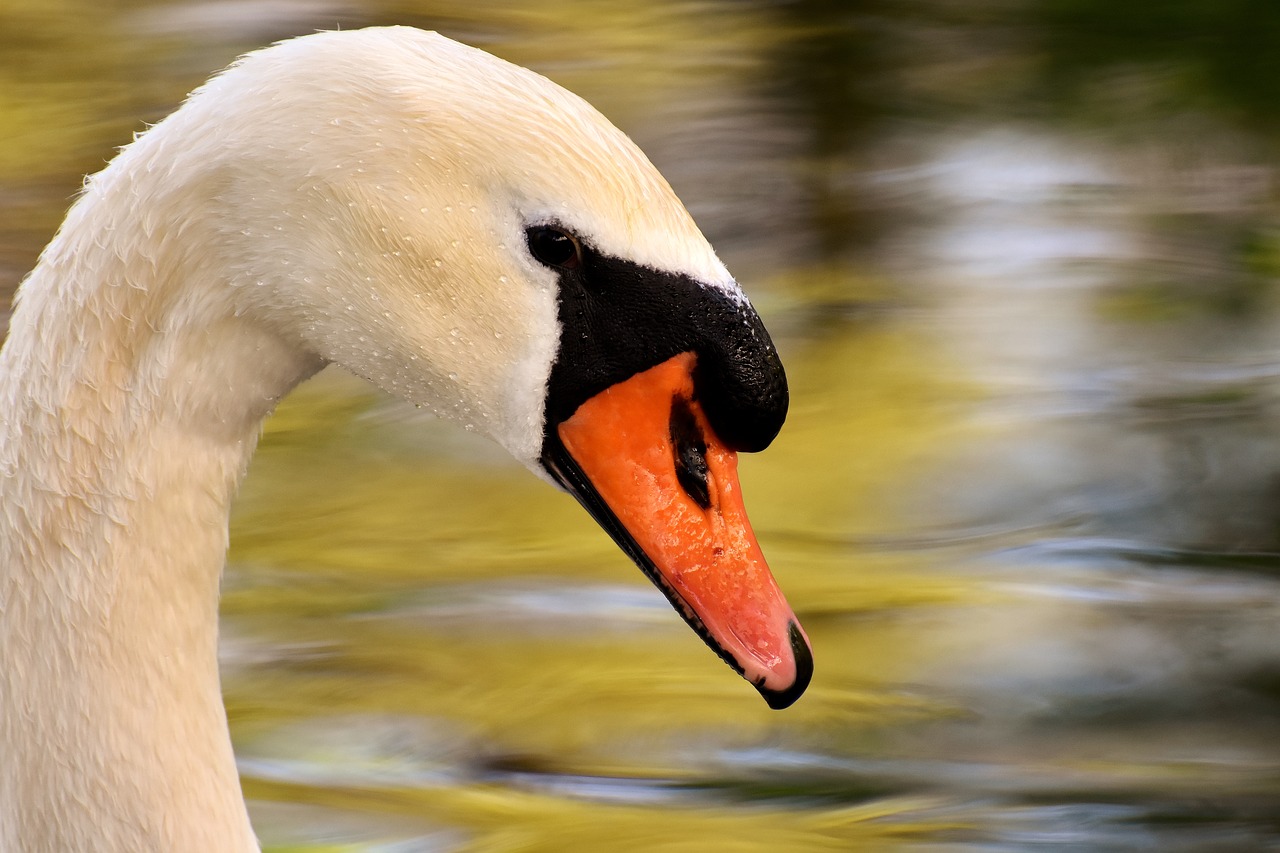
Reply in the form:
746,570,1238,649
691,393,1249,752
526,226,582,271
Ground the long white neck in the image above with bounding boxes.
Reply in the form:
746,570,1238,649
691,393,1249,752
0,152,319,850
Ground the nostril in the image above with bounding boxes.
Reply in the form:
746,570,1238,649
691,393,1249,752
669,396,711,509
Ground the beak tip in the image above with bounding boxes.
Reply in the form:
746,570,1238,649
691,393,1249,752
755,621,814,710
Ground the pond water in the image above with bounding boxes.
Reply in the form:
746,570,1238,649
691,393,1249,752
3,1,1279,850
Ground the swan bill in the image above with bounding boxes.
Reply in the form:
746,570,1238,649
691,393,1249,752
545,352,813,707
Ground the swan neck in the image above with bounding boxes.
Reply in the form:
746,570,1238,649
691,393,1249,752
0,181,316,850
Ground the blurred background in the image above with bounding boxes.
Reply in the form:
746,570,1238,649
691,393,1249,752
4,1,1280,850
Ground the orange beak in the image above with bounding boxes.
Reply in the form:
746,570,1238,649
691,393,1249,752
547,352,812,708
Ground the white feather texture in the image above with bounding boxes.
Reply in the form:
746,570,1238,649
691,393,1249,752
0,27,741,851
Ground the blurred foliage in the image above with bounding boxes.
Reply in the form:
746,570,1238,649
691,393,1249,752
9,0,1280,296
1026,0,1280,131
0,0,779,299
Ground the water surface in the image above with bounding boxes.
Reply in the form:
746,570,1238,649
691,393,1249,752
3,1,1278,850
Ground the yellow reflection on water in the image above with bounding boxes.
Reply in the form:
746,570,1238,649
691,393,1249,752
223,297,980,849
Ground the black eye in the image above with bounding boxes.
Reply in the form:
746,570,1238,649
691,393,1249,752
527,226,582,270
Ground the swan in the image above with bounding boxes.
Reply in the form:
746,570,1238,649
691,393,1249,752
0,27,812,850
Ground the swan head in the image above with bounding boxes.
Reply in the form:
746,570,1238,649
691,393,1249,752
161,28,810,706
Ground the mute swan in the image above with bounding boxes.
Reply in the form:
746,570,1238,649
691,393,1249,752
0,27,812,850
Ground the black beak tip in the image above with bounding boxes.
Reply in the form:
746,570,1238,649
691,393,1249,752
755,622,814,710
